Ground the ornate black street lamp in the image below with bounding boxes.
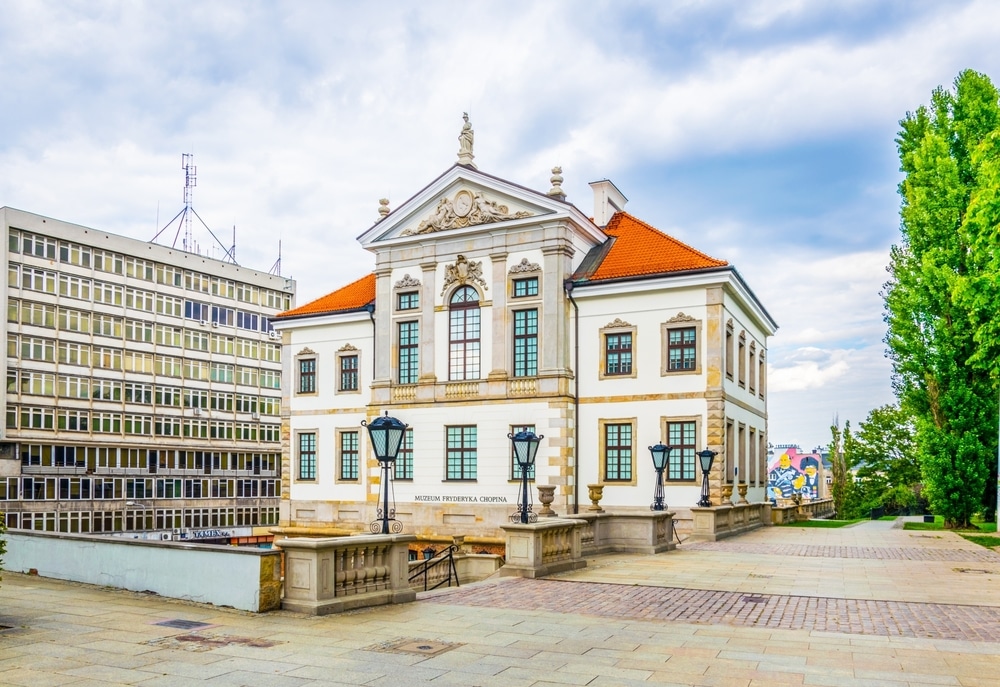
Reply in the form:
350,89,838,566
648,443,673,511
697,448,718,507
509,430,543,524
362,411,408,534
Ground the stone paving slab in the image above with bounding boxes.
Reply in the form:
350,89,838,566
3,521,1000,686
425,578,1000,643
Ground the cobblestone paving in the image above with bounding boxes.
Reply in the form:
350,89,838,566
682,540,1000,562
428,578,1000,642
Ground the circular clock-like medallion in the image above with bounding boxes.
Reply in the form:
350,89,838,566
453,190,474,217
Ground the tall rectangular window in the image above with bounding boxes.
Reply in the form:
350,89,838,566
298,359,316,393
339,431,359,480
395,429,413,480
667,327,697,371
738,333,746,387
605,333,632,375
298,433,316,480
446,426,477,480
398,321,419,384
667,421,697,481
604,423,633,481
513,309,538,377
448,287,480,381
510,424,536,480
340,355,358,391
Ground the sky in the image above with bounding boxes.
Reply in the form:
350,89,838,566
2,0,999,451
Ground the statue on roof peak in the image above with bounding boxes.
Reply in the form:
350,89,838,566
457,112,476,169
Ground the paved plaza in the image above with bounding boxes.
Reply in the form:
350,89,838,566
1,518,999,686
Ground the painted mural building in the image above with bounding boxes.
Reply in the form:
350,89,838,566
273,118,778,540
767,444,829,503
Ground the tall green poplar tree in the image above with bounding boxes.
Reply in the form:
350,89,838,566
884,69,1000,528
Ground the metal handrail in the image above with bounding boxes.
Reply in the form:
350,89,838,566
408,544,460,591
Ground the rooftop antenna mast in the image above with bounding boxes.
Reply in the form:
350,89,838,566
151,153,239,265
182,153,196,252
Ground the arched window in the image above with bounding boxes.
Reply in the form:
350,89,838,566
449,286,480,381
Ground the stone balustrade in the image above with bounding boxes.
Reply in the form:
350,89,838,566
573,511,676,555
769,497,836,524
688,502,767,541
500,518,586,578
278,533,416,615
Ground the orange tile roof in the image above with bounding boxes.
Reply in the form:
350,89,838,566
276,273,375,319
585,212,727,282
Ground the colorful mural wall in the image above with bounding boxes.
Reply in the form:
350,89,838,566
767,446,824,503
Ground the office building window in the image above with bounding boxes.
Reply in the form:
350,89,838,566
667,326,697,372
398,321,419,384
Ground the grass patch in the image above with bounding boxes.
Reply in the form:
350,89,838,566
903,516,998,534
961,534,1000,549
877,515,898,521
780,519,861,528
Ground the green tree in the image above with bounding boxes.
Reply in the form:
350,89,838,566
885,69,1000,528
829,421,853,518
843,405,922,516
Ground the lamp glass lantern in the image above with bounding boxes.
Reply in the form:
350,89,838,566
362,412,408,534
697,448,718,508
648,443,672,511
509,430,543,524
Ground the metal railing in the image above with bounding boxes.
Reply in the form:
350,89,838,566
408,545,460,591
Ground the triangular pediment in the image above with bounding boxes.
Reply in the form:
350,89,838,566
357,165,601,247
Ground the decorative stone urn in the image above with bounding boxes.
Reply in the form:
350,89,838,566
721,484,734,502
737,483,749,504
536,485,557,517
586,484,605,513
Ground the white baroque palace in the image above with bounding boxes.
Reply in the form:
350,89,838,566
274,130,776,541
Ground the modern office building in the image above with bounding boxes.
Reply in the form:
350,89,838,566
0,207,294,544
273,119,777,542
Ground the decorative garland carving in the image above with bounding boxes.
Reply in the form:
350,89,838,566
508,257,541,274
604,318,633,329
338,343,358,352
297,347,316,356
666,312,696,323
393,274,421,289
403,190,533,235
440,255,488,296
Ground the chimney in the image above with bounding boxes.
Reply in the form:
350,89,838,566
588,179,627,227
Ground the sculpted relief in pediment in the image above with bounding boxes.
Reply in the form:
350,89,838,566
402,189,533,236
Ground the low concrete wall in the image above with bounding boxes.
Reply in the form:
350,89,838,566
4,530,281,612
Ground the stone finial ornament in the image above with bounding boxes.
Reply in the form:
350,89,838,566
547,166,566,200
457,112,476,169
378,198,390,218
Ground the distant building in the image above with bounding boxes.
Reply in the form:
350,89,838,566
767,444,828,502
274,122,777,540
0,207,294,543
